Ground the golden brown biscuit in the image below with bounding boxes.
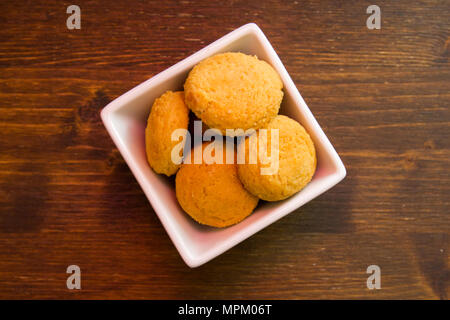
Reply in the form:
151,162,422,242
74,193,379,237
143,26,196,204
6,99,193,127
145,91,189,176
184,52,283,134
237,115,316,201
175,142,259,228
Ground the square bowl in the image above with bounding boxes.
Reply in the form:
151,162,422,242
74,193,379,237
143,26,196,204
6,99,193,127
101,23,346,267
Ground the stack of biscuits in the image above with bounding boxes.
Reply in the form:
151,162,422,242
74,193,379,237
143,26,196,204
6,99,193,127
145,52,316,228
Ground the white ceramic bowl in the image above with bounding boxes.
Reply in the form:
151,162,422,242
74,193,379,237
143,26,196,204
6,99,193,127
101,23,346,267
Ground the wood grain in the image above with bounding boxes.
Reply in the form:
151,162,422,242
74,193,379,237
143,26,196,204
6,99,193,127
0,0,448,299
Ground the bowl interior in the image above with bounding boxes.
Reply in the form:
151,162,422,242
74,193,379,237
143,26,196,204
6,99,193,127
102,24,345,267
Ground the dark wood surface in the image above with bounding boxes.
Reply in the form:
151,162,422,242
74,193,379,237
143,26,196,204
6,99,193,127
0,0,448,299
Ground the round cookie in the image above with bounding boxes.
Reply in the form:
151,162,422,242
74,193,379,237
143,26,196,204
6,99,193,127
145,91,189,176
184,52,283,134
237,115,316,201
175,142,259,228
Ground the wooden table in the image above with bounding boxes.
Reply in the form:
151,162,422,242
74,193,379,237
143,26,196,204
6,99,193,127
0,0,448,299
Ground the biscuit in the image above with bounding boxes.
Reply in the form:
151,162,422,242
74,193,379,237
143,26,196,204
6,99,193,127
237,115,316,201
175,142,259,228
184,52,283,134
145,91,189,176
